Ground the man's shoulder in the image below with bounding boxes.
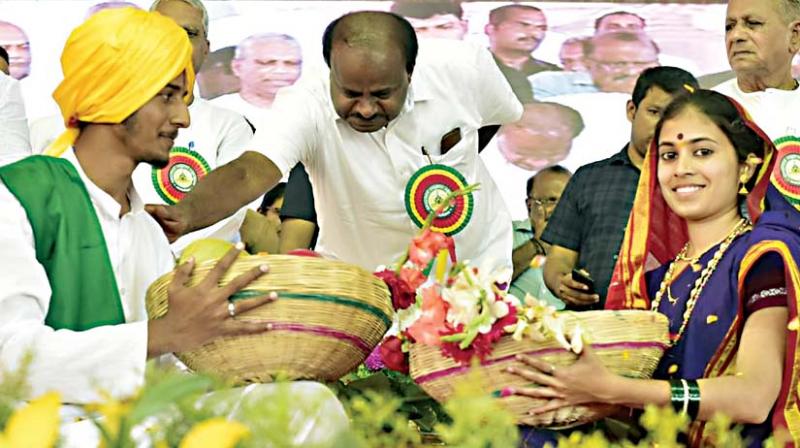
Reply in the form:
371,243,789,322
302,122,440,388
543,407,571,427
712,78,738,96
570,150,628,179
191,98,249,126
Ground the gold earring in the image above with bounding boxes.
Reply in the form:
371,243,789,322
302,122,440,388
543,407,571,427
739,175,749,195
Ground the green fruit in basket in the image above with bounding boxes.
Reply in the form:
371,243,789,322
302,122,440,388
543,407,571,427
178,238,247,265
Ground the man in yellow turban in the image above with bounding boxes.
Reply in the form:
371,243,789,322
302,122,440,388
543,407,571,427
0,3,277,429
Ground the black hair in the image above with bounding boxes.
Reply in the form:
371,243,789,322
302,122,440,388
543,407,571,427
526,165,572,195
488,4,543,26
654,89,767,192
258,182,287,214
322,11,418,75
631,66,699,108
0,46,7,66
594,11,645,30
390,0,463,20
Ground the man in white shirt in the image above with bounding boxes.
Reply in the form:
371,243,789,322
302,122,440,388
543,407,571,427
0,70,31,166
0,10,351,447
529,32,660,99
713,0,800,143
211,33,303,128
0,5,275,408
149,11,523,272
29,0,255,254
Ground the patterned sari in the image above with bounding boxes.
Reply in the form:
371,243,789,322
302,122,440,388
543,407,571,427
605,97,800,446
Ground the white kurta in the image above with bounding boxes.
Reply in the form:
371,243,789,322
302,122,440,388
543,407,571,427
714,78,800,143
0,150,174,404
249,39,523,271
26,99,254,254
0,72,31,166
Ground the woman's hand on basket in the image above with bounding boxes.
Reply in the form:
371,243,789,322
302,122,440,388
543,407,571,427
506,344,619,414
147,243,277,358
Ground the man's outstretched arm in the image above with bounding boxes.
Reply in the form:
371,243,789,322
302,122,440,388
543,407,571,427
148,151,282,241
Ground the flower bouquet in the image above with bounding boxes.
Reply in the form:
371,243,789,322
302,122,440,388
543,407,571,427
374,186,670,428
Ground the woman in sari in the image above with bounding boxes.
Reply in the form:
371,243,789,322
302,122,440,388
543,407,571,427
510,89,800,446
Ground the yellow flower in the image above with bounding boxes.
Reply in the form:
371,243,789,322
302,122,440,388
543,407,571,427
0,392,61,448
179,418,250,448
85,393,133,445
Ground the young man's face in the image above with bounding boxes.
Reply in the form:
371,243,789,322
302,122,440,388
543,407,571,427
487,9,548,54
124,73,190,168
627,86,674,157
407,14,467,40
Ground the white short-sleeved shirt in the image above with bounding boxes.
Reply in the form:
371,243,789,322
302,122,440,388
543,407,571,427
714,78,800,142
480,139,538,221
131,98,254,252
249,39,523,270
211,93,271,132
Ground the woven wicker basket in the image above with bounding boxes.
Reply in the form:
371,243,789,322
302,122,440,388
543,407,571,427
410,310,669,429
146,255,393,384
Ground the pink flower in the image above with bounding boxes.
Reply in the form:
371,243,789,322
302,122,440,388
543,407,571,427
379,336,409,374
408,229,453,269
407,286,448,346
374,269,416,310
400,267,426,291
439,305,518,365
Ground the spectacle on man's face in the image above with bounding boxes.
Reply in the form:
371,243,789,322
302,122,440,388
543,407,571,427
407,14,467,40
587,39,659,93
0,22,31,80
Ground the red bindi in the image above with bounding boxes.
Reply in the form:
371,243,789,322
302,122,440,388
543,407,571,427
677,133,684,140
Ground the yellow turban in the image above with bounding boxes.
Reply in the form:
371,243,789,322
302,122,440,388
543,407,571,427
44,8,194,157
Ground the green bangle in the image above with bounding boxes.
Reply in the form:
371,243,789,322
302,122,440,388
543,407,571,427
686,379,701,421
669,379,687,415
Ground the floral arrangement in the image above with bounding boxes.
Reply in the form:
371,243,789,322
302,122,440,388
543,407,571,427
373,185,580,373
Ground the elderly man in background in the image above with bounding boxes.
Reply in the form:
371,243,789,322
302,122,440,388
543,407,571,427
481,101,584,220
0,21,30,81
508,166,571,310
212,33,303,125
713,0,800,143
531,31,660,98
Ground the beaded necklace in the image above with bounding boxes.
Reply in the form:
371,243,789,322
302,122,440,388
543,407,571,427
651,218,751,346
